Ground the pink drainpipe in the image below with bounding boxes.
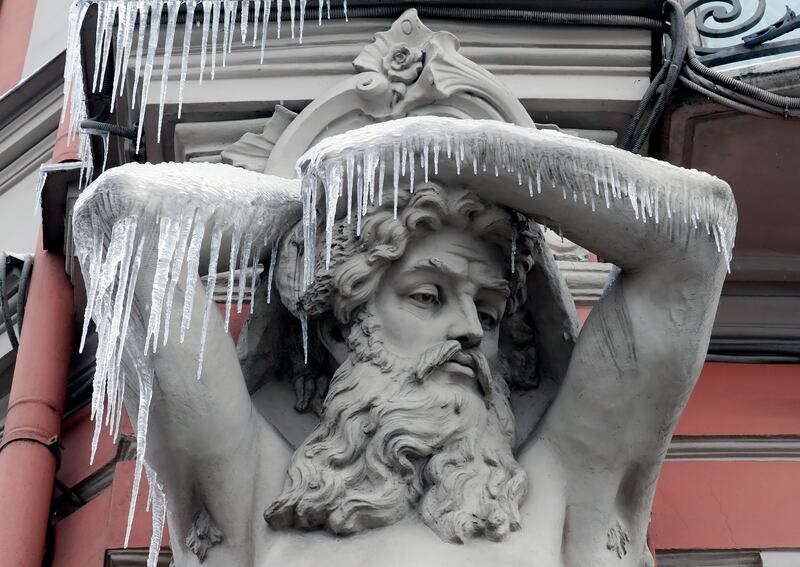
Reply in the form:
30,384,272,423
0,101,78,566
0,232,74,567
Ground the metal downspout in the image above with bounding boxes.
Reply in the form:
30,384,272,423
0,231,74,567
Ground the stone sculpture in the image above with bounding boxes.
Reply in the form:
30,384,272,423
72,10,737,567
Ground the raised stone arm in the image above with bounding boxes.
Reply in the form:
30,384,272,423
72,162,299,547
476,152,737,561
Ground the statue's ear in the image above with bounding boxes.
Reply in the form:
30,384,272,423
318,318,349,365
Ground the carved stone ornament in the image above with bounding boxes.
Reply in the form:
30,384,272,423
71,8,736,567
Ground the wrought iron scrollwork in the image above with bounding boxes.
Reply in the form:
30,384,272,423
685,0,800,66
685,0,766,38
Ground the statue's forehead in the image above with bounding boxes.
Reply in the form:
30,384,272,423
392,227,507,285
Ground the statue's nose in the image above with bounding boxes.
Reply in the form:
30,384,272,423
449,297,484,350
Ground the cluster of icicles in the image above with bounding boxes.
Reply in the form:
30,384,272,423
74,117,736,566
298,116,737,292
73,162,299,566
63,0,348,154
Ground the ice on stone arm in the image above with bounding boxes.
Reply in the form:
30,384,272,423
295,116,737,290
72,161,302,554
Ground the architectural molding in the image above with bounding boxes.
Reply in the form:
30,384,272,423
666,436,800,461
0,52,63,196
557,260,613,305
656,550,762,567
105,549,172,567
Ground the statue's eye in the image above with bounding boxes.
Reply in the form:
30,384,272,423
409,290,440,306
478,311,498,329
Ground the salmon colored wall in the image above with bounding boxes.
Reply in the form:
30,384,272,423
651,461,800,549
59,405,129,487
675,362,800,436
0,0,37,96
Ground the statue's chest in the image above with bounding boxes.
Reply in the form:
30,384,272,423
255,518,556,567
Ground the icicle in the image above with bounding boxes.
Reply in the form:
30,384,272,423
408,148,415,193
260,0,272,63
146,467,167,567
241,0,251,43
131,2,148,106
124,357,153,549
144,216,180,354
277,0,283,38
100,131,110,173
62,1,90,125
221,0,234,67
197,223,223,380
162,210,195,346
253,0,262,46
299,0,307,42
433,142,440,175
116,2,139,100
392,143,400,218
34,168,47,215
300,309,309,363
199,1,212,83
345,155,354,224
289,0,296,39
266,241,277,303
237,233,253,313
136,0,162,153
423,140,429,183
355,162,363,236
180,213,207,343
211,0,221,78
377,157,386,205
91,1,110,93
111,2,135,113
249,244,262,313
324,162,341,268
178,0,198,118
224,220,243,332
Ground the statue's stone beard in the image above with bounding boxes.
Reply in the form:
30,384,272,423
264,315,528,543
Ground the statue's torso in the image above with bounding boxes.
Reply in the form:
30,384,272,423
241,432,646,567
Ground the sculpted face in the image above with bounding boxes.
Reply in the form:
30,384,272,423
267,184,532,543
370,227,510,393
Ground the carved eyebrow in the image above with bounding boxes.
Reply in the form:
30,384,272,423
405,258,511,297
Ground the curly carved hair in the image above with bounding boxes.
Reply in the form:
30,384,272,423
284,182,537,324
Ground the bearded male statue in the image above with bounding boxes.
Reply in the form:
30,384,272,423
73,11,737,567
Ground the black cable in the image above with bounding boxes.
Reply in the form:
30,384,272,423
681,65,800,117
619,59,670,150
80,119,138,140
0,252,19,351
16,254,32,338
685,42,800,111
678,75,776,118
631,1,687,152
